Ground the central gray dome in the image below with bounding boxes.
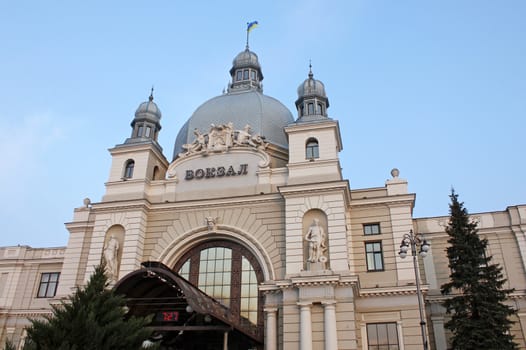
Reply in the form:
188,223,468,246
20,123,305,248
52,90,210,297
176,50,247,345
173,89,293,159
173,48,294,160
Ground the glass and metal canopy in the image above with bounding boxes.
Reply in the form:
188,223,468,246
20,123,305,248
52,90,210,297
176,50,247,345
115,261,263,349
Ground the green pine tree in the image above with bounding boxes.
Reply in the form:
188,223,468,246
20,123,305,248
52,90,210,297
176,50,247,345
23,264,154,350
441,190,517,349
3,340,16,350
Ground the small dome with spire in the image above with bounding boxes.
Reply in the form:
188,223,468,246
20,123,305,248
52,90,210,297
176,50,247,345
295,65,330,122
229,48,264,92
297,68,327,100
230,49,262,75
125,89,162,145
134,91,162,123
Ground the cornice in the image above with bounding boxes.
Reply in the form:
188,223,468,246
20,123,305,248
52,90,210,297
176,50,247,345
360,284,429,298
65,221,95,230
88,193,285,213
84,200,151,214
427,290,526,303
0,309,53,318
279,180,349,194
278,180,351,206
350,193,416,208
285,159,340,170
109,142,168,166
284,119,339,133
272,274,359,289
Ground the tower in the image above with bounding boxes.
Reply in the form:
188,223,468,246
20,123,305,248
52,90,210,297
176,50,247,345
284,65,343,185
105,90,169,201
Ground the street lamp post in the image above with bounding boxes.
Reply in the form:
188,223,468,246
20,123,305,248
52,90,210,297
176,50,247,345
399,229,430,350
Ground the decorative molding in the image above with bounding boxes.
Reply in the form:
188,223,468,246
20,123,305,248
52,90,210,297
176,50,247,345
360,285,430,298
158,226,276,281
2,309,53,318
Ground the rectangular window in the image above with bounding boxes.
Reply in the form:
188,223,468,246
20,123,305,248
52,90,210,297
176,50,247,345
367,322,399,349
243,69,249,80
365,242,384,271
145,126,151,137
37,272,60,298
236,70,242,81
364,223,381,235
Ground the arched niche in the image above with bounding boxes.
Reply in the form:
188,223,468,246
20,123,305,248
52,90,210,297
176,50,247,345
102,225,125,281
303,209,329,270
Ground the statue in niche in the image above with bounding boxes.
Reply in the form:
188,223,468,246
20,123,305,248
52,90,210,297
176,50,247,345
103,235,120,281
305,219,327,263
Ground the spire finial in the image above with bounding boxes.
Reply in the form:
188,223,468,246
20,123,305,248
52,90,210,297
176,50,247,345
308,60,313,79
149,86,154,101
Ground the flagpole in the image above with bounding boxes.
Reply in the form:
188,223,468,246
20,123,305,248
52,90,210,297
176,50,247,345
246,22,250,49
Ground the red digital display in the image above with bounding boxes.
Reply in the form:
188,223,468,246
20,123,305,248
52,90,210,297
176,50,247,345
159,311,179,322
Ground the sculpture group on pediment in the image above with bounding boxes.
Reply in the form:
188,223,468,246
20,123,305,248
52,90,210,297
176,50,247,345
180,123,267,157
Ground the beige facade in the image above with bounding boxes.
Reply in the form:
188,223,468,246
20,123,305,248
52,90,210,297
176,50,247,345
1,47,525,349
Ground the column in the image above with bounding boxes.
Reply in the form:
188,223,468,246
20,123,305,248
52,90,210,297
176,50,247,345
396,321,405,350
298,302,313,350
322,301,338,350
265,307,278,350
223,331,228,350
431,316,447,350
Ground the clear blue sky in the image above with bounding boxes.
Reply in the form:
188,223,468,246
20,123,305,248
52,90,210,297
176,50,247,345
1,1,525,247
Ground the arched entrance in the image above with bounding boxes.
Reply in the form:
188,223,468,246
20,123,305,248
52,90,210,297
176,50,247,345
174,240,264,330
115,261,263,350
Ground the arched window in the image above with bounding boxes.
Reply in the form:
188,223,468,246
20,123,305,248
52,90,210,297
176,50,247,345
123,160,135,179
137,125,144,137
317,102,323,115
308,102,315,115
174,240,263,328
152,166,160,180
306,138,319,159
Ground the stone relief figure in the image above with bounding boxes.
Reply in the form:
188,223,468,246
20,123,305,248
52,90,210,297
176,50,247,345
182,128,206,155
178,122,268,158
305,219,327,263
208,123,233,151
251,133,268,150
235,124,258,147
205,216,220,232
103,235,120,281
225,122,234,148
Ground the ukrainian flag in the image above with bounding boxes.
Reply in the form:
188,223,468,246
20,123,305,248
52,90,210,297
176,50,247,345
247,21,258,32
